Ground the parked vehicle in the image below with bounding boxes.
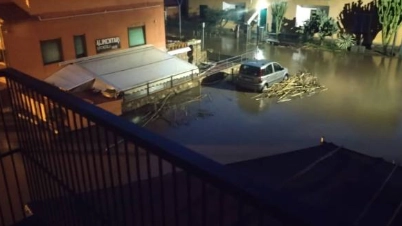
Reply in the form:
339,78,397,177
236,60,289,92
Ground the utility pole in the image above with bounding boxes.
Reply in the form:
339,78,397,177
202,22,205,50
176,0,183,39
257,10,261,44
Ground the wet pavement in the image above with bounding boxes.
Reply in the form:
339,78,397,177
141,35,402,164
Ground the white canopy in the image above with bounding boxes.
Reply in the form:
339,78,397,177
48,45,199,93
44,64,95,91
77,45,199,92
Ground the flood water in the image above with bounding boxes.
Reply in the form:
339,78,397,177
139,38,402,164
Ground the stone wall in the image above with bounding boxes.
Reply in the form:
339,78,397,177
166,39,207,65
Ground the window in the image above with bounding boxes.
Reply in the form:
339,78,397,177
128,26,146,47
295,6,329,27
310,9,317,19
266,64,273,74
40,38,63,65
273,63,283,72
239,65,261,76
74,35,87,58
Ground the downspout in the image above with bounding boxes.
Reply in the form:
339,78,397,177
37,4,161,21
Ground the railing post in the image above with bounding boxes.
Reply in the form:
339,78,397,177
147,83,150,95
170,76,173,88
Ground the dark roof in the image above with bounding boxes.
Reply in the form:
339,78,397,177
229,142,402,226
0,3,32,22
241,59,273,67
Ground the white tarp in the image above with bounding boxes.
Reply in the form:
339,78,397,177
222,2,236,10
76,45,199,92
45,64,95,91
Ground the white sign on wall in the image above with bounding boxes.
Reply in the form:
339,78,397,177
95,37,121,53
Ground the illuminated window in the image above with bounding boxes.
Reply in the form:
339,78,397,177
40,38,63,65
128,26,146,47
74,35,87,58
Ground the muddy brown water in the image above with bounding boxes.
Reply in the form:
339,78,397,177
129,41,402,164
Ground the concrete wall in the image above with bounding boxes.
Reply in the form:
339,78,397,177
2,5,166,80
167,39,206,65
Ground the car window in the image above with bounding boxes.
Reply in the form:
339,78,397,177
273,63,283,72
266,64,273,74
239,65,261,76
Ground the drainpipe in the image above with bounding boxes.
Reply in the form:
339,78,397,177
37,4,161,21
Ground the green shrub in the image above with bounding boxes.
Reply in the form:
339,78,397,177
297,9,338,44
335,33,356,50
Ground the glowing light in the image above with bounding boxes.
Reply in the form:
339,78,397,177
254,47,264,60
256,0,267,10
25,0,30,8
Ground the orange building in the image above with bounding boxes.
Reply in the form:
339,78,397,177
0,0,166,80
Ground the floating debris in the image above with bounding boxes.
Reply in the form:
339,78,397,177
140,94,213,127
253,71,327,103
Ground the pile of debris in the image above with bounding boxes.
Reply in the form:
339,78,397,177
140,93,213,127
254,71,328,103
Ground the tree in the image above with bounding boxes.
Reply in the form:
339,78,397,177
337,0,381,49
377,0,402,55
271,1,288,34
298,9,338,45
317,11,339,44
204,8,233,31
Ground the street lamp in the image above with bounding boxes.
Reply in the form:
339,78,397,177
202,22,205,50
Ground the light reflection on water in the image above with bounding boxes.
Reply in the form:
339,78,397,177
142,43,402,164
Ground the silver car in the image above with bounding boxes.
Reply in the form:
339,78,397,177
236,60,289,92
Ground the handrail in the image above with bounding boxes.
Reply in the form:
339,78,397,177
0,148,21,159
0,68,342,226
123,68,199,92
200,50,255,76
122,69,198,99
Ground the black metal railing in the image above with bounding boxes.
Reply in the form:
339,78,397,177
201,51,255,78
0,68,334,226
123,69,199,101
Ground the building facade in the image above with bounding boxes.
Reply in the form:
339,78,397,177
187,0,402,48
0,0,166,80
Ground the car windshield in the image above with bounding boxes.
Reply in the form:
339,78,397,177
239,65,261,76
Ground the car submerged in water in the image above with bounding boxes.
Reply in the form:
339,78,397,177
236,60,289,93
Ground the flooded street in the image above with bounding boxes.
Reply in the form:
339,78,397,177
142,39,402,164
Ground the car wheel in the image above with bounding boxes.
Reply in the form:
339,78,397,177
283,74,289,81
260,84,269,93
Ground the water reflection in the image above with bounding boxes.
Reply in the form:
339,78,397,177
236,91,271,114
144,43,402,163
289,49,402,136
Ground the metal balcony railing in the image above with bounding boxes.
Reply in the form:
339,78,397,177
0,68,331,226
